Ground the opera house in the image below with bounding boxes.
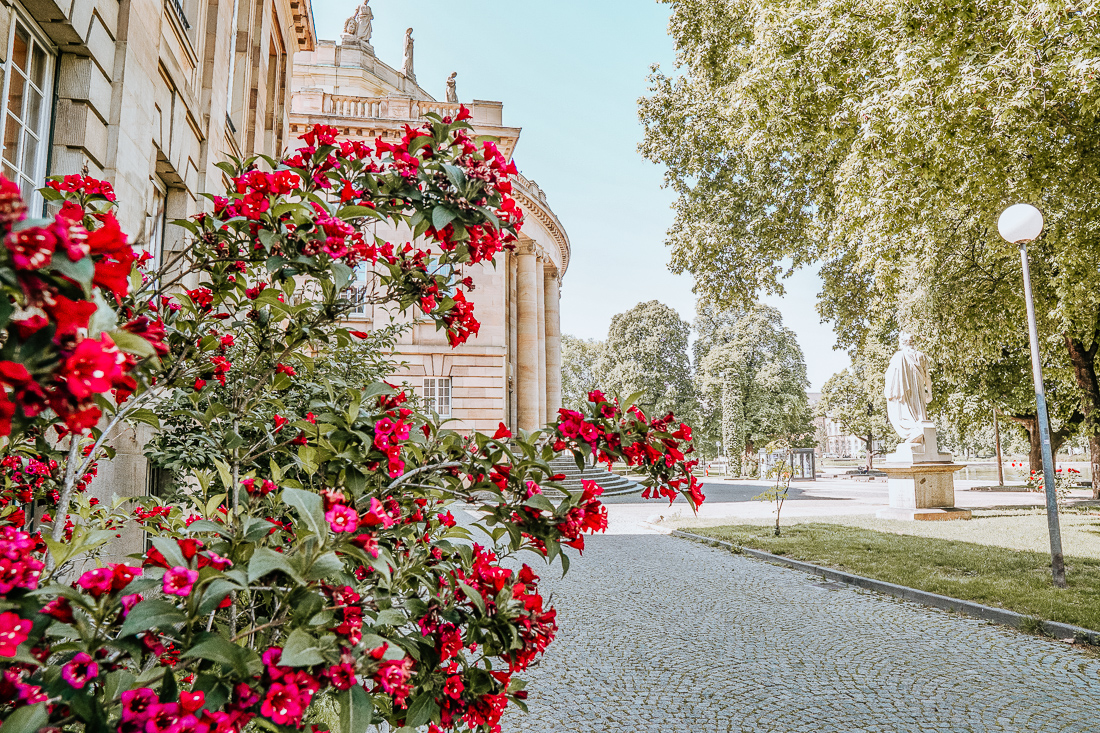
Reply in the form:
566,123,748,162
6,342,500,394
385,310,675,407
290,4,569,435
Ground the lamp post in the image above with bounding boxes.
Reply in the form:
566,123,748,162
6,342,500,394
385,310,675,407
997,203,1066,587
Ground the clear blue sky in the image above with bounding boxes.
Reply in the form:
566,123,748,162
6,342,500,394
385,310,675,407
312,1,850,389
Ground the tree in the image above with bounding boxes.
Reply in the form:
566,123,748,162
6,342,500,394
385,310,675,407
0,118,705,732
639,0,1100,494
598,300,695,419
560,334,606,411
817,364,893,471
695,304,813,476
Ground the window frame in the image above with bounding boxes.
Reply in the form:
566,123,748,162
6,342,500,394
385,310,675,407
0,4,55,215
424,377,452,418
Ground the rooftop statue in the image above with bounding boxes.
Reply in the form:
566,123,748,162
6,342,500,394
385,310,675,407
446,72,458,103
343,1,373,44
403,28,415,78
883,332,933,444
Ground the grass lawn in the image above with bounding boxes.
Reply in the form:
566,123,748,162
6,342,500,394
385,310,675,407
683,522,1100,632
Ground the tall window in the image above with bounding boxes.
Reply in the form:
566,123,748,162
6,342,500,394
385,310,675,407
424,378,452,417
146,177,167,269
0,12,52,212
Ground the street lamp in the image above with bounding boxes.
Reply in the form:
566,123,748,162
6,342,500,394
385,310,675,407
997,203,1066,587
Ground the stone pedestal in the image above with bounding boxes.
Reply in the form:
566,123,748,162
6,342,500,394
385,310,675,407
877,424,971,521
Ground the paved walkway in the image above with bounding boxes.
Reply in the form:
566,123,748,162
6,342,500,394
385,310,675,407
502,534,1100,733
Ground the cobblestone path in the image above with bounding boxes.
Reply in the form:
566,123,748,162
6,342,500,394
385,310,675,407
502,534,1100,733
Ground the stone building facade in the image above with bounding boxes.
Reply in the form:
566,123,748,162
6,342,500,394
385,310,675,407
290,17,569,434
4,0,316,495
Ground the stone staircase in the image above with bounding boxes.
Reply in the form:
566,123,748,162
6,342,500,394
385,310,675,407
546,455,641,497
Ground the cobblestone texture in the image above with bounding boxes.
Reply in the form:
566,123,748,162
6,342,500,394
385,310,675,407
502,535,1100,732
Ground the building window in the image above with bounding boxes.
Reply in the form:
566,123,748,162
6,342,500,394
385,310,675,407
147,177,167,269
424,377,451,417
0,11,53,212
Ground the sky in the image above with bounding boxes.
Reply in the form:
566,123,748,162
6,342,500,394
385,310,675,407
312,1,850,389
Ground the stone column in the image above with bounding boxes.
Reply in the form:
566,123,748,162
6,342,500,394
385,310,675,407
516,243,541,432
536,258,547,427
544,268,562,418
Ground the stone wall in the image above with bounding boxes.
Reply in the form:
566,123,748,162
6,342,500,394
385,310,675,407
0,0,315,511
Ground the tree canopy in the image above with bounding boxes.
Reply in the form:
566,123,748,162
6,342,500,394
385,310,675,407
694,303,813,475
640,0,1100,489
597,300,695,419
560,334,606,411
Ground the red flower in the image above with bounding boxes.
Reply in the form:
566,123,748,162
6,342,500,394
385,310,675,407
0,176,26,226
0,611,31,656
162,566,198,596
49,295,98,338
87,214,136,296
61,652,98,689
6,226,56,270
63,335,126,400
493,422,512,440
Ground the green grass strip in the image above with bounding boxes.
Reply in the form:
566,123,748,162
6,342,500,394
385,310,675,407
685,523,1100,632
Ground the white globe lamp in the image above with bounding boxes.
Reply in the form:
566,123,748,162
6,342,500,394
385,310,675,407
997,203,1044,244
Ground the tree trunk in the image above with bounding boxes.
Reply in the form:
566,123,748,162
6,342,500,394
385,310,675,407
1007,412,1080,477
1063,333,1100,498
866,433,873,471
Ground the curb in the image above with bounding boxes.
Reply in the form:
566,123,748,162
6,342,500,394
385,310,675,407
671,529,1100,646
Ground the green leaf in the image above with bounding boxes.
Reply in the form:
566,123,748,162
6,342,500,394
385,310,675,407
431,205,457,232
247,547,305,585
338,685,374,733
126,408,162,430
336,205,379,220
48,250,94,288
180,634,254,677
281,488,326,537
186,520,232,538
457,581,486,615
197,579,238,615
109,329,157,358
0,703,48,733
212,458,234,494
404,692,440,728
118,599,186,637
374,609,405,626
150,536,188,568
304,551,345,581
332,260,353,291
279,629,325,667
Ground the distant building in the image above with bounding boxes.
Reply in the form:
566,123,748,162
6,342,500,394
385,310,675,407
290,10,569,434
808,391,865,458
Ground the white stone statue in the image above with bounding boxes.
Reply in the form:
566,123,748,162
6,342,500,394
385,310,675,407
403,28,415,78
883,332,933,444
344,1,373,43
446,72,458,103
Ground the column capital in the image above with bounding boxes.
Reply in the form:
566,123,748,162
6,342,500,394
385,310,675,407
515,240,537,256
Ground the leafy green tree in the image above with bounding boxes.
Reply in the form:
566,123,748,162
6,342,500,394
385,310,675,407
695,304,812,476
560,334,606,411
817,363,893,471
598,300,695,419
640,0,1100,493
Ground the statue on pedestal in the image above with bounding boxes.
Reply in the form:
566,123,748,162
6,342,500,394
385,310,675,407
446,72,458,103
884,332,933,444
343,1,373,45
403,28,415,79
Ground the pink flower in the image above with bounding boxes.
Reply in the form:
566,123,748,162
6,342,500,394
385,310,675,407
375,418,394,435
163,566,198,596
76,566,114,597
0,611,31,656
326,504,359,533
375,658,414,706
61,652,98,688
360,497,395,529
121,688,158,722
260,682,303,725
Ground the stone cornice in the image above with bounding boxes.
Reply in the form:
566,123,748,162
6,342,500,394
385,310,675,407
289,0,317,52
512,173,570,280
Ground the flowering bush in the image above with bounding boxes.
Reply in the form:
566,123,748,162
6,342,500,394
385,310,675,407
0,110,703,733
1024,467,1078,505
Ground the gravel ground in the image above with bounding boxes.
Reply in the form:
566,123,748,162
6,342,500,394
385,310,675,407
502,534,1100,733
669,508,1100,559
